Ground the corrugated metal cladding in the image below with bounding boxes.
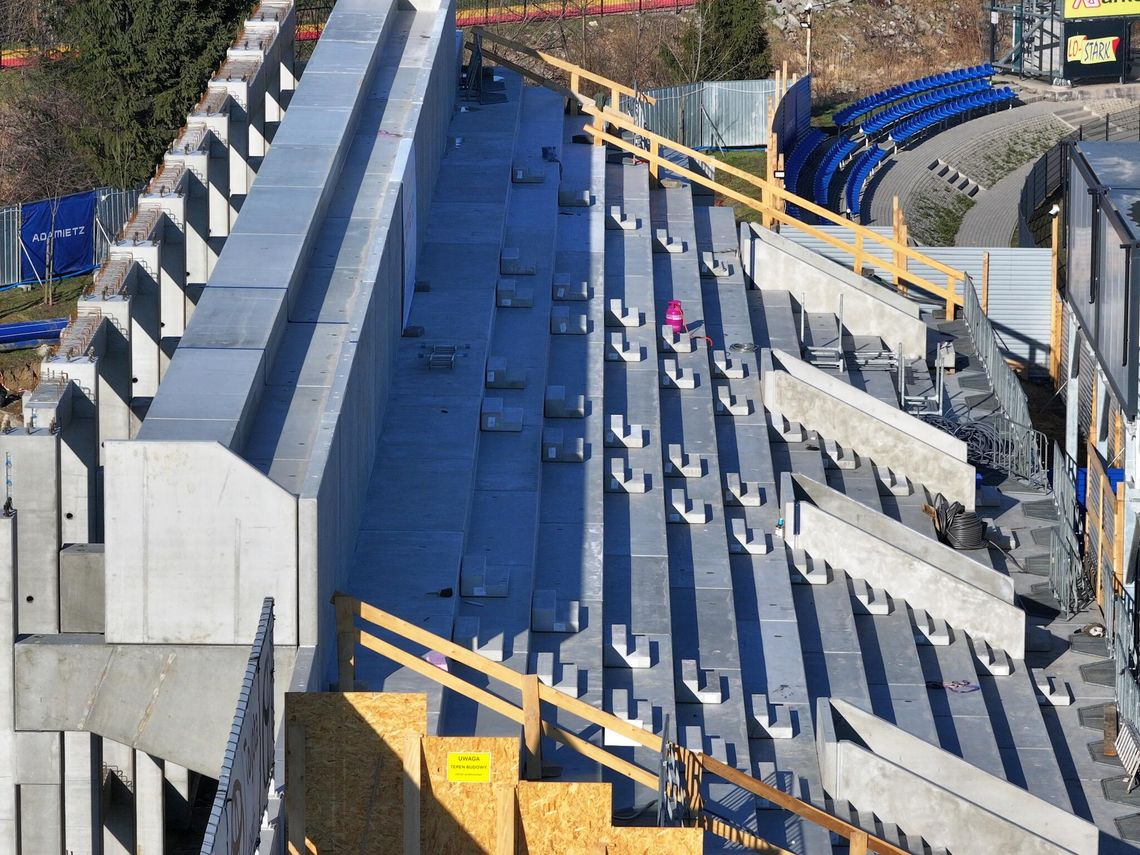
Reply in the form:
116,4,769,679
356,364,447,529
780,226,1053,373
1079,335,1095,438
1066,143,1140,418
622,79,783,150
1060,300,1072,402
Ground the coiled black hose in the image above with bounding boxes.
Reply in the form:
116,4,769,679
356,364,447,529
932,493,987,550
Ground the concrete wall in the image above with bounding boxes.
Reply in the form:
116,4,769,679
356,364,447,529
764,348,976,509
740,222,929,360
816,698,1097,854
791,501,1024,657
104,441,297,645
792,474,1013,602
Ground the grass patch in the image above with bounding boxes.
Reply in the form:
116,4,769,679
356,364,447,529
0,274,88,398
912,190,975,247
810,99,850,132
711,149,766,223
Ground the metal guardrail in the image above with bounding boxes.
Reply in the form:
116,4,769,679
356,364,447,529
0,186,141,287
962,271,1032,428
922,412,1049,489
1049,442,1090,617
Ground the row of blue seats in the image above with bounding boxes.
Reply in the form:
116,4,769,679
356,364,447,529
783,128,828,219
860,80,992,136
890,87,1016,144
813,135,863,213
845,146,887,220
833,63,996,128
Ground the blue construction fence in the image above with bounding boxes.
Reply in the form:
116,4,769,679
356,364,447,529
0,185,141,289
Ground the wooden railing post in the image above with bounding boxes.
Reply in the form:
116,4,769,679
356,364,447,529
335,594,357,691
403,732,421,855
494,785,516,855
849,830,869,855
853,231,864,276
898,220,909,296
891,196,902,286
521,674,543,779
286,721,307,855
648,138,660,182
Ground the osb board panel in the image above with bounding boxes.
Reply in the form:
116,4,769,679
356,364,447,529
600,826,703,854
518,781,611,854
421,736,520,854
286,692,426,855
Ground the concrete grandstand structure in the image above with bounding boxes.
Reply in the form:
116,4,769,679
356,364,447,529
0,1,1135,853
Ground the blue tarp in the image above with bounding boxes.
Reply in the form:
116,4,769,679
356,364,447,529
20,190,97,283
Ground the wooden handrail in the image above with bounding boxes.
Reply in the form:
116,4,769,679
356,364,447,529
694,752,909,855
580,103,965,311
332,594,907,855
463,39,972,314
471,28,655,104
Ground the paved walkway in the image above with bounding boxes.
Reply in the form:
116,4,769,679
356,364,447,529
955,159,1034,247
865,101,1065,232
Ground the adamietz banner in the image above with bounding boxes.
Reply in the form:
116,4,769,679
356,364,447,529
1065,0,1140,19
19,190,97,283
1065,18,1127,79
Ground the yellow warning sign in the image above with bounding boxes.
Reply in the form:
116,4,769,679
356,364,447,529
446,752,491,783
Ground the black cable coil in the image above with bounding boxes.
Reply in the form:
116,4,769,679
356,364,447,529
932,493,987,550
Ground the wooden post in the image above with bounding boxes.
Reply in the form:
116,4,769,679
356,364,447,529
1115,479,1126,588
494,786,516,855
403,731,421,855
891,196,902,287
849,830,869,855
335,595,357,691
648,138,659,182
286,721,307,855
981,251,991,313
899,219,909,297
853,231,864,276
521,675,542,780
1105,704,1120,758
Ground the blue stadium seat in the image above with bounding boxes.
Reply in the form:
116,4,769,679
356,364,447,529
834,66,1001,129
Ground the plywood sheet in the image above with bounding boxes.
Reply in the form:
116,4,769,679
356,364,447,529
517,781,611,854
601,826,703,854
421,736,520,853
285,692,426,855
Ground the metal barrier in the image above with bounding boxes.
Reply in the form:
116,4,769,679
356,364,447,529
333,594,908,855
922,411,1049,489
0,186,141,288
962,271,1032,428
1049,442,1090,617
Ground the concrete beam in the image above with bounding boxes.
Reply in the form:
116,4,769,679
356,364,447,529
740,222,929,360
792,474,1014,602
790,500,1024,657
763,348,976,509
817,698,1096,854
14,635,298,778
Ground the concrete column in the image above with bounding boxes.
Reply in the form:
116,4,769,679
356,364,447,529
58,390,100,546
163,763,192,831
139,197,188,339
207,81,250,225
17,732,63,855
135,751,164,855
113,240,161,399
228,49,268,159
0,429,61,635
195,111,232,249
80,288,134,453
0,512,17,854
279,6,297,94
64,731,103,855
165,143,211,300
101,740,134,855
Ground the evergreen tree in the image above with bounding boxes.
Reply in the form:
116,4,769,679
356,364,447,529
45,0,246,187
663,0,772,84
